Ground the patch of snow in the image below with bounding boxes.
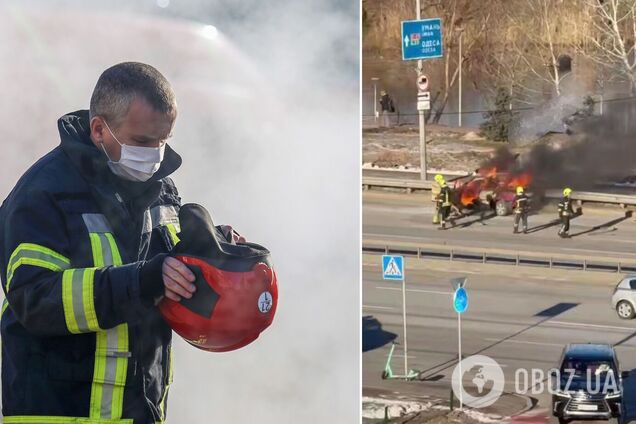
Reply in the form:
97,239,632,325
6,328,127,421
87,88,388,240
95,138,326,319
361,396,436,419
461,131,485,141
461,409,505,423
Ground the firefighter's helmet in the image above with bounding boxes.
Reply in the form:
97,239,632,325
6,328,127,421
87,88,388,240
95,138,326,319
159,204,277,352
434,174,445,184
563,187,572,197
516,186,524,195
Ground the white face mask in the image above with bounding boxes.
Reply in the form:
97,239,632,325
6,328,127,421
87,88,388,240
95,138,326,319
100,120,166,182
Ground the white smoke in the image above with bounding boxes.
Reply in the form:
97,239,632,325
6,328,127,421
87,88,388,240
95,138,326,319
0,1,359,422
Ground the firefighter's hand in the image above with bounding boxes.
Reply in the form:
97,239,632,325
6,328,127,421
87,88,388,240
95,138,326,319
162,256,196,302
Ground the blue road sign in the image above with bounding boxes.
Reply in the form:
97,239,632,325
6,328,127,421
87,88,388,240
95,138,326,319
382,255,404,280
453,287,468,314
401,18,443,61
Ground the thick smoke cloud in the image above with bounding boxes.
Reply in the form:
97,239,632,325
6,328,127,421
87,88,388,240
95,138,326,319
0,1,359,422
484,100,636,193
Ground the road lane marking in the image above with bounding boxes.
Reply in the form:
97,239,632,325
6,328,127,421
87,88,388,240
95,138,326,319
550,320,635,332
362,304,395,310
484,338,563,348
376,286,452,295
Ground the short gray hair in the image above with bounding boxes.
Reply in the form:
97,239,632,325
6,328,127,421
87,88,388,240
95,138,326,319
89,62,177,126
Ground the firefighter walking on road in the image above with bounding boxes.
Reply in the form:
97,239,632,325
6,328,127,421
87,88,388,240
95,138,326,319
558,187,575,238
436,175,453,230
513,186,530,234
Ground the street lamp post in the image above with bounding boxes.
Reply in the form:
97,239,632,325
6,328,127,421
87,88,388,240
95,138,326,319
416,0,426,180
372,77,380,124
456,26,464,127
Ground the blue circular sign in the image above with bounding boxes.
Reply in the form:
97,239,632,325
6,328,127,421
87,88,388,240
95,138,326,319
453,287,468,314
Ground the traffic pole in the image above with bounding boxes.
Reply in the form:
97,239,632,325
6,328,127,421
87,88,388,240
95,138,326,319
372,77,380,124
402,276,408,376
458,31,462,127
416,0,427,181
458,311,463,409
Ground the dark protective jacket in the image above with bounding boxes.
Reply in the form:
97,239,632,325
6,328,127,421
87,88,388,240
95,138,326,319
380,94,394,112
513,193,530,213
0,110,183,424
436,185,452,207
558,196,574,217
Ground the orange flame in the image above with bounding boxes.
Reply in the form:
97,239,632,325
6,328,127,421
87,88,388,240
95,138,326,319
460,191,479,206
507,173,533,189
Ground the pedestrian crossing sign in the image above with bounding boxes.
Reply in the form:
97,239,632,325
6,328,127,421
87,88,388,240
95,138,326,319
382,255,404,280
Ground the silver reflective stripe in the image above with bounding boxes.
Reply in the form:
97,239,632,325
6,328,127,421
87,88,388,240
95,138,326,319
71,269,90,332
150,205,180,229
142,209,153,235
97,233,113,266
7,249,69,278
100,328,119,417
82,214,112,233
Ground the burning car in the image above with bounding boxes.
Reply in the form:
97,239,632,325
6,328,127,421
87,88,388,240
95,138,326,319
451,167,532,216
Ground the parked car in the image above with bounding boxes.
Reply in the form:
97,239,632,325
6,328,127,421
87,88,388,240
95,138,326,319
552,343,626,424
611,275,636,319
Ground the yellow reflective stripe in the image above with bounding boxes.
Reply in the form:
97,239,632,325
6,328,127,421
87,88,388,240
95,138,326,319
89,233,105,268
86,227,129,420
62,270,79,333
165,223,180,245
90,331,106,417
2,416,133,423
104,233,123,266
83,268,100,331
111,324,129,418
6,243,70,291
61,268,101,334
159,345,174,420
90,326,129,419
1,298,9,317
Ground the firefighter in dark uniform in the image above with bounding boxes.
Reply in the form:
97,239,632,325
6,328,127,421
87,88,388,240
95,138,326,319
436,176,453,230
0,62,239,423
558,187,575,238
513,186,530,234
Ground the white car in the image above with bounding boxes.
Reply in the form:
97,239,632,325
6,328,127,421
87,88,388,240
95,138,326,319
611,275,636,319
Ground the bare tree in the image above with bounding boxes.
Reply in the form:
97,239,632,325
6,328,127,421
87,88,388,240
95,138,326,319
423,0,492,123
583,0,636,94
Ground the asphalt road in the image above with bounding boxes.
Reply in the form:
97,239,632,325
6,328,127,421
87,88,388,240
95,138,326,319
362,258,636,423
364,191,636,261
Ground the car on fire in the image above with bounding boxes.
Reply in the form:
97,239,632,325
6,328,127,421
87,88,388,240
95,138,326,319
450,167,532,216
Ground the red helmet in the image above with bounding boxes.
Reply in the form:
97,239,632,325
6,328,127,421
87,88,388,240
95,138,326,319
159,204,278,352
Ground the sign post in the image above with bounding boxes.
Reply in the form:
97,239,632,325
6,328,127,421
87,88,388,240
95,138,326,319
371,77,380,123
401,15,443,180
451,277,468,410
382,255,408,375
416,75,430,180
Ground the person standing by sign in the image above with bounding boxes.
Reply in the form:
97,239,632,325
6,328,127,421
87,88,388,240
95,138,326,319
379,90,395,128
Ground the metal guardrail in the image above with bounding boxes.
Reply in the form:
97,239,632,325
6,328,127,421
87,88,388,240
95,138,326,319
362,176,636,206
362,242,636,274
